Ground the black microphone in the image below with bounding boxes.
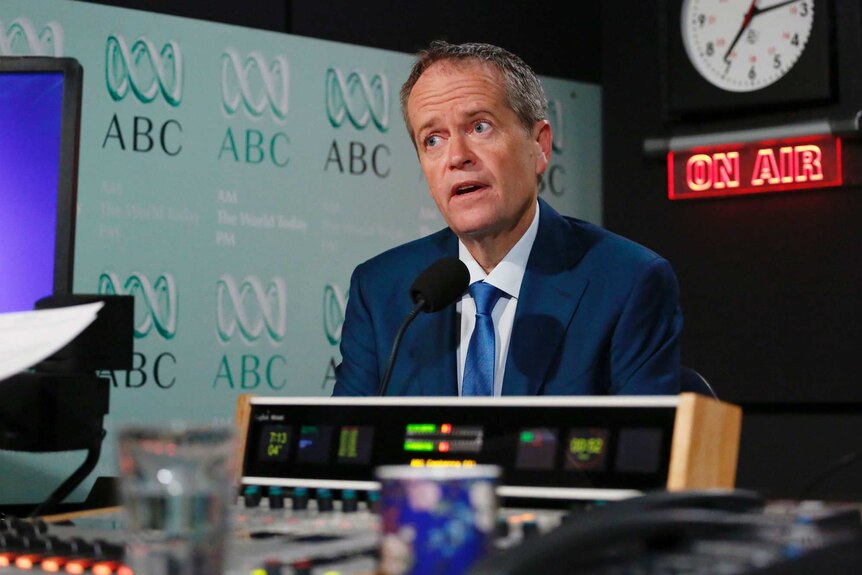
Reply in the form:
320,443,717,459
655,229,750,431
378,257,469,396
410,257,471,312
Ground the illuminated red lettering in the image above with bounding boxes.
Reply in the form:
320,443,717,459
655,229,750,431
779,147,794,183
669,136,840,200
686,152,741,192
795,145,823,182
752,145,823,186
751,149,781,186
686,154,713,191
713,152,740,189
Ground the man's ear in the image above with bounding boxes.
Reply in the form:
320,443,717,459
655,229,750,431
533,120,552,175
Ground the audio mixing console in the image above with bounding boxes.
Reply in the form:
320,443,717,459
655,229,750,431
0,394,740,575
0,486,566,575
3,488,862,575
4,395,860,573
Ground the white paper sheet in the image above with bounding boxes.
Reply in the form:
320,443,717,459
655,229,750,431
0,302,104,382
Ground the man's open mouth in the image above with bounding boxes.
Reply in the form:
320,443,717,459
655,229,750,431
454,183,484,195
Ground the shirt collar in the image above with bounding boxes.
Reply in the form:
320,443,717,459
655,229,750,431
458,200,540,299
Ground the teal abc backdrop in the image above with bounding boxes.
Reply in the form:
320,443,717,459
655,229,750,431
0,1,602,503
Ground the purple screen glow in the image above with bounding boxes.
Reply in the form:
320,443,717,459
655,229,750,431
0,72,63,313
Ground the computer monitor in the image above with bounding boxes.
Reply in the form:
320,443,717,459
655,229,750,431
0,56,82,313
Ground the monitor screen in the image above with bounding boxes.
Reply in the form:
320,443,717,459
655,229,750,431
0,57,82,313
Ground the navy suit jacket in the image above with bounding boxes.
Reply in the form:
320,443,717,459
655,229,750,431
332,199,682,396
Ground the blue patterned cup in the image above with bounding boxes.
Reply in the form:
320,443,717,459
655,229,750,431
376,465,500,575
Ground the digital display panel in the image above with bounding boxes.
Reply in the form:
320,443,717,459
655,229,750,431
257,424,291,463
337,426,374,464
297,425,333,464
564,428,609,472
515,428,558,470
242,399,680,494
616,428,663,474
0,71,63,312
403,423,483,454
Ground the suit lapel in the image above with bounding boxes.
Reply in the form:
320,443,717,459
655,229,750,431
414,305,459,395
503,200,589,395
409,231,460,396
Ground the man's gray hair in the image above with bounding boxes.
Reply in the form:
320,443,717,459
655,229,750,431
399,40,548,142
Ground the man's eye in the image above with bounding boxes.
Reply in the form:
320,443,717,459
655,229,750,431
425,135,441,148
474,121,491,134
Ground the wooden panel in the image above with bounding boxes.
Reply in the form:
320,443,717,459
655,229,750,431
234,393,254,484
667,393,742,490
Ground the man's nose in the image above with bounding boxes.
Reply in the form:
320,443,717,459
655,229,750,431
447,134,475,169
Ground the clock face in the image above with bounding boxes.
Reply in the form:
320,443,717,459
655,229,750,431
681,0,815,92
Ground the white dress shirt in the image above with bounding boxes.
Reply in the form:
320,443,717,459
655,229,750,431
457,201,540,396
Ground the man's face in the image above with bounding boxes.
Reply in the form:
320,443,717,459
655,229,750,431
406,61,551,246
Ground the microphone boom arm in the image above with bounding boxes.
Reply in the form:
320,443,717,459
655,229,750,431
377,296,426,396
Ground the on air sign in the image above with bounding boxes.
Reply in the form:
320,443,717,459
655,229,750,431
668,135,842,200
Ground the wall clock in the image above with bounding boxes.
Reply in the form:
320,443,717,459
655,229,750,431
681,0,814,92
664,0,834,118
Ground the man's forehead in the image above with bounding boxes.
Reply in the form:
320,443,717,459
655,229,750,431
421,58,500,82
408,60,505,113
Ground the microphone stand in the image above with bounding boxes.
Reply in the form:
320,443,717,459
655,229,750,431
377,296,426,396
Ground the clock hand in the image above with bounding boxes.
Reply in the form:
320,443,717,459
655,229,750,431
723,0,758,65
752,0,801,17
722,0,802,67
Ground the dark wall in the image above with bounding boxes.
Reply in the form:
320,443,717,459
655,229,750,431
602,1,862,499
77,0,600,81
290,1,600,82
602,1,862,406
77,0,291,33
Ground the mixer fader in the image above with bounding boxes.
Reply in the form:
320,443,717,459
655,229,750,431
228,484,566,575
230,485,381,575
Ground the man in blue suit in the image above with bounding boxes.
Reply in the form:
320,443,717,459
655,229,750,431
333,41,682,396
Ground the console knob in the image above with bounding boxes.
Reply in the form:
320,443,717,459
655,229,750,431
341,489,358,513
522,519,540,539
367,490,382,514
292,558,313,575
291,487,310,511
243,485,262,508
262,558,283,575
494,516,510,539
268,486,285,510
316,489,334,512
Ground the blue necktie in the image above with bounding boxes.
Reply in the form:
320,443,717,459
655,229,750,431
462,281,503,396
